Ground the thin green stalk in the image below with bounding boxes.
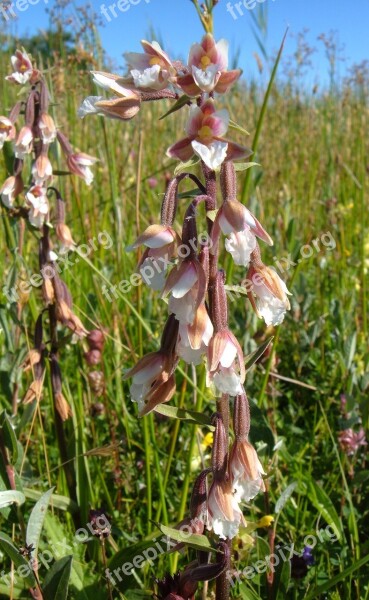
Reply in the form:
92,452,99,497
258,326,280,408
241,29,288,203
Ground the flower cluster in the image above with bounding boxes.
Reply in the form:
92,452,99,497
1,50,98,420
79,34,247,171
1,49,98,229
189,398,265,541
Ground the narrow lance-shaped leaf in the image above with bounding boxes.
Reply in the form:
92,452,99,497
158,524,218,553
43,555,73,600
154,404,214,429
306,479,344,542
26,487,55,563
159,94,191,120
0,490,25,508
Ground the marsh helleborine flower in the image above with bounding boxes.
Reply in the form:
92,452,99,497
177,33,242,96
247,261,291,326
211,198,273,266
167,99,251,171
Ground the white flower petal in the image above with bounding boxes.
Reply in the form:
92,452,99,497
131,65,161,89
212,368,243,396
169,294,196,325
191,140,228,170
219,339,237,368
225,230,256,266
171,266,197,299
192,65,219,92
78,96,104,118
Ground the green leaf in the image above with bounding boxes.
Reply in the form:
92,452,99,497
344,332,356,370
245,338,274,370
0,411,18,464
304,553,369,600
0,532,37,588
275,482,297,514
42,555,73,600
154,404,214,428
228,119,250,136
234,162,260,172
174,156,200,176
158,524,218,553
177,188,203,200
305,479,344,542
26,487,55,561
159,95,191,120
239,583,263,600
0,490,25,508
24,488,78,513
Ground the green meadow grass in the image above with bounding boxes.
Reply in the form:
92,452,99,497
0,30,368,599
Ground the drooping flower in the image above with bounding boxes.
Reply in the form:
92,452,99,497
25,186,49,228
177,33,242,96
66,152,98,186
5,49,36,85
167,99,251,170
230,439,265,502
78,71,141,121
121,40,176,91
211,199,273,266
14,126,33,159
125,352,176,416
207,328,245,396
338,428,367,456
38,113,57,143
0,116,16,149
176,303,213,365
207,479,245,540
124,315,179,416
0,176,23,208
246,263,291,326
163,258,207,325
127,224,180,290
32,155,53,186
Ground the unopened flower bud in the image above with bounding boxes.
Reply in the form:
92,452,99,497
84,349,102,365
87,329,105,351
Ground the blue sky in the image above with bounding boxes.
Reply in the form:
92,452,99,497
2,0,369,87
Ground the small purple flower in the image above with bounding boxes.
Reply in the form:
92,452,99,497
302,546,315,566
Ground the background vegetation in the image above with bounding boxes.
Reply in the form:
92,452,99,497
0,6,368,599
